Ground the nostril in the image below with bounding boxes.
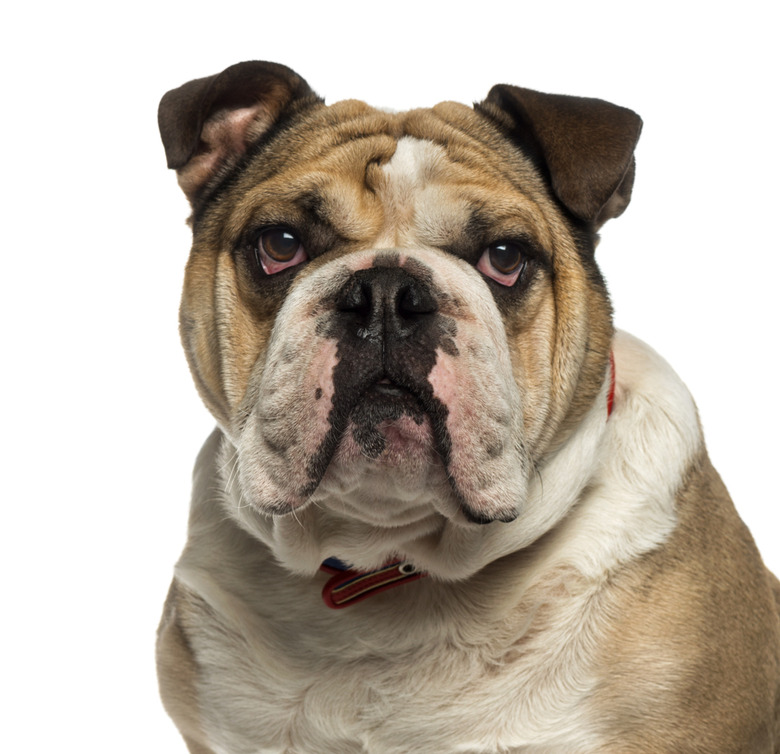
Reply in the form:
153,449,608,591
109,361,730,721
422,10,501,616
398,283,437,317
337,278,372,315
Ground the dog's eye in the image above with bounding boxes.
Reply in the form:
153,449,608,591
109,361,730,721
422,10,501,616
255,228,308,275
476,242,527,286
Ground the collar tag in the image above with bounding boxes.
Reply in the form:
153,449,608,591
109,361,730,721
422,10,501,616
320,558,426,609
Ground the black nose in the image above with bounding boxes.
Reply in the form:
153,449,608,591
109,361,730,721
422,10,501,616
335,266,438,343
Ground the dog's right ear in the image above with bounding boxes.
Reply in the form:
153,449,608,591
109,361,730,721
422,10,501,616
158,61,320,204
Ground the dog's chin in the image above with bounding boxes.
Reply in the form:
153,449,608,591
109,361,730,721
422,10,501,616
314,451,452,529
306,396,456,526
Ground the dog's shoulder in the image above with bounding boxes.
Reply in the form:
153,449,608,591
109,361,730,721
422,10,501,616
589,446,780,749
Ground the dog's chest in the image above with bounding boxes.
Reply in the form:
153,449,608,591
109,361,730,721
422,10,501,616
185,574,604,753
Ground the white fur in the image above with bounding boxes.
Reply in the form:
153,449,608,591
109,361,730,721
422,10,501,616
174,331,701,753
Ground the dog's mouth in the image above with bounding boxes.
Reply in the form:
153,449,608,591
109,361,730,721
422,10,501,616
371,378,409,397
301,370,451,498
347,378,429,459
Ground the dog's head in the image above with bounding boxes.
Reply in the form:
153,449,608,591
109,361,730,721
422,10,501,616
160,62,640,545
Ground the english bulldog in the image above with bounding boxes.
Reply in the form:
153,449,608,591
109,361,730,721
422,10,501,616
156,61,780,753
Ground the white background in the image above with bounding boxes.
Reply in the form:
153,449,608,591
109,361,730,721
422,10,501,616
3,1,777,751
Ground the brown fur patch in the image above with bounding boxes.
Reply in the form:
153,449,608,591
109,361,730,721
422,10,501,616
591,450,780,750
157,581,215,754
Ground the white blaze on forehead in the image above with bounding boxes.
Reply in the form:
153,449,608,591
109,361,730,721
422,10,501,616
384,136,445,180
376,136,471,248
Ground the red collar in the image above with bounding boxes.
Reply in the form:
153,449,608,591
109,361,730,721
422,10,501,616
320,558,425,608
320,352,616,609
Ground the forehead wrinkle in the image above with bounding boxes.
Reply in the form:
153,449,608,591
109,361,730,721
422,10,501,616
374,136,552,252
224,135,396,242
401,103,557,211
318,179,384,242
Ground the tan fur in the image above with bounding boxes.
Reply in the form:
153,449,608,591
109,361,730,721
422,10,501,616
592,451,780,751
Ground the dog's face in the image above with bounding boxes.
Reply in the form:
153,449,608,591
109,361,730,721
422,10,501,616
160,62,641,536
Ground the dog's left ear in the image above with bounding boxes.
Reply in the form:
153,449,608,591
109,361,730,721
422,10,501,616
479,86,642,228
158,61,320,204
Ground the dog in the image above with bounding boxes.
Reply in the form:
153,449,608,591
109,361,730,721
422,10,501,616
156,61,780,753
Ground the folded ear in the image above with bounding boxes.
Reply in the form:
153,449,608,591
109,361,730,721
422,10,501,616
478,85,642,228
158,61,320,204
